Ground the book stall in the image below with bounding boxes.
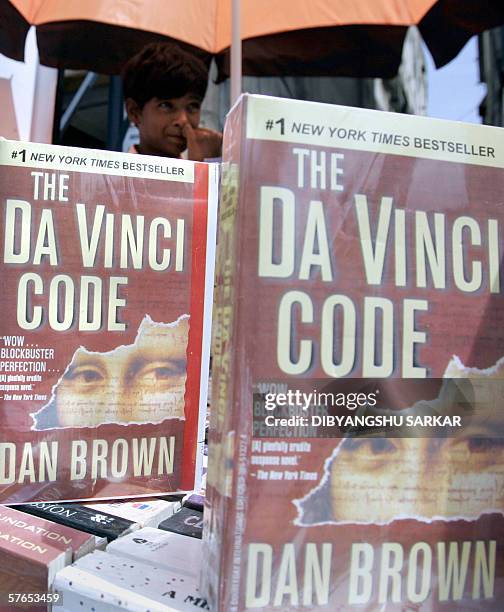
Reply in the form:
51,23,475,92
1,95,504,610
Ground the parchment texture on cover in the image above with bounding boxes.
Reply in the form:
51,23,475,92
0,140,217,503
203,94,504,610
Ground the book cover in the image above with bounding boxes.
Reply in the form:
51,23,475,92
54,549,209,611
182,493,204,512
0,504,99,560
0,508,68,609
15,502,139,541
159,507,203,539
203,94,504,610
85,497,180,527
0,140,218,503
106,526,202,577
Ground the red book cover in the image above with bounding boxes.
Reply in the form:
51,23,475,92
0,506,70,609
0,505,98,560
203,94,504,610
0,140,217,503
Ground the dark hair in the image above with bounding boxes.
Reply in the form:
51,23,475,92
122,42,208,108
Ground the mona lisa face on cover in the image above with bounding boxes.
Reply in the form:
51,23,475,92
295,358,504,526
295,422,504,526
32,315,189,429
328,433,504,523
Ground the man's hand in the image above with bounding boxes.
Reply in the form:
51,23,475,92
183,124,223,161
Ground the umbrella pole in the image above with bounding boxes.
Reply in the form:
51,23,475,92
231,0,242,105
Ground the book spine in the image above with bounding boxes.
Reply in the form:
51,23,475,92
14,503,138,541
203,96,250,612
194,161,219,494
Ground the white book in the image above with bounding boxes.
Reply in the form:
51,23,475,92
85,499,181,528
54,550,209,611
106,527,201,579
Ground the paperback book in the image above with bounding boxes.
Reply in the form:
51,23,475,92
159,507,203,539
54,549,209,611
85,497,180,527
203,94,504,610
106,526,202,576
0,506,75,609
0,504,102,560
0,140,218,503
182,493,204,512
15,502,139,541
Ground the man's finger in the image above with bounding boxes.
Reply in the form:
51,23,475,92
182,122,195,146
183,123,204,161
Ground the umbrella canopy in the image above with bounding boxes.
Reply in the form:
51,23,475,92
2,0,504,79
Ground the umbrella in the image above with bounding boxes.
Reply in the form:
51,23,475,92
2,1,504,84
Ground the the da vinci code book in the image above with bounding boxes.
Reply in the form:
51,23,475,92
0,140,217,503
203,94,504,610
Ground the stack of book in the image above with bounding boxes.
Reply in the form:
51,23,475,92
0,506,103,611
1,496,208,611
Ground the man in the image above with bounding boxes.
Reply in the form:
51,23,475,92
122,42,222,161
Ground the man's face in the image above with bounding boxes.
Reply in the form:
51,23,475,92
54,317,189,427
128,94,201,158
